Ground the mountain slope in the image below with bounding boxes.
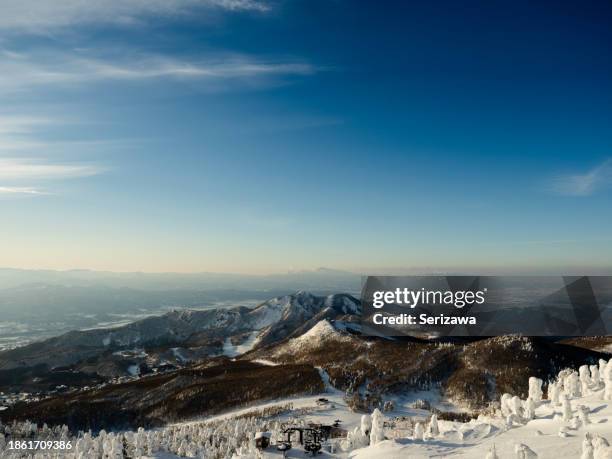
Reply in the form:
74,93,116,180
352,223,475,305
0,292,360,376
248,322,610,410
0,359,323,431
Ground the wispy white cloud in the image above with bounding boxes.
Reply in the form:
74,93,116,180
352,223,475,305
0,116,54,135
0,49,318,94
0,158,102,180
0,117,105,197
549,159,612,196
0,157,104,198
0,0,270,32
0,186,47,196
0,116,58,153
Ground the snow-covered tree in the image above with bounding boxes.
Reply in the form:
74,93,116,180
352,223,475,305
561,394,573,422
360,414,372,438
369,408,384,445
548,381,560,406
566,371,582,398
528,377,543,405
590,365,601,389
599,359,608,379
579,365,591,395
413,422,424,441
603,359,612,401
501,393,513,416
591,433,611,459
511,396,524,417
581,433,594,459
523,397,536,420
427,414,439,438
578,405,591,425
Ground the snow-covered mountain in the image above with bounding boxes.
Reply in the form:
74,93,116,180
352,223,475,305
0,292,361,372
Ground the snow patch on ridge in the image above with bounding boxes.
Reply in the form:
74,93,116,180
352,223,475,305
281,319,353,353
222,331,260,358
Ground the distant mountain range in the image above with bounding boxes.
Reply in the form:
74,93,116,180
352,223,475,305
0,267,361,291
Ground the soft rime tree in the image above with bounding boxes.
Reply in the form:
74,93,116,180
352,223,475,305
342,428,355,452
344,426,367,451
557,368,573,398
412,422,424,441
523,397,536,420
134,427,146,457
591,434,611,459
577,405,591,425
427,414,439,438
566,371,582,398
350,426,368,449
548,381,560,406
500,393,513,416
511,396,523,417
599,359,608,379
581,433,595,459
561,394,573,422
528,377,543,405
360,414,372,438
579,365,591,395
604,359,612,401
369,408,385,445
590,365,601,389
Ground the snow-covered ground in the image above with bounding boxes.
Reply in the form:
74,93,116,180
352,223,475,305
3,359,611,459
155,360,612,459
206,389,610,458
351,389,612,458
142,381,612,459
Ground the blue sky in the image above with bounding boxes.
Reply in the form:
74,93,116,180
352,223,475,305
0,0,611,273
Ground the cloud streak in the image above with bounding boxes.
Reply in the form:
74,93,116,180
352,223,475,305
0,49,318,94
0,186,47,196
549,159,612,196
0,118,105,197
0,116,54,135
0,0,270,32
0,114,108,198
0,158,103,181
0,157,104,198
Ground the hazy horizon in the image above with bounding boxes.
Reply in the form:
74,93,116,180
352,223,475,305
2,264,612,279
